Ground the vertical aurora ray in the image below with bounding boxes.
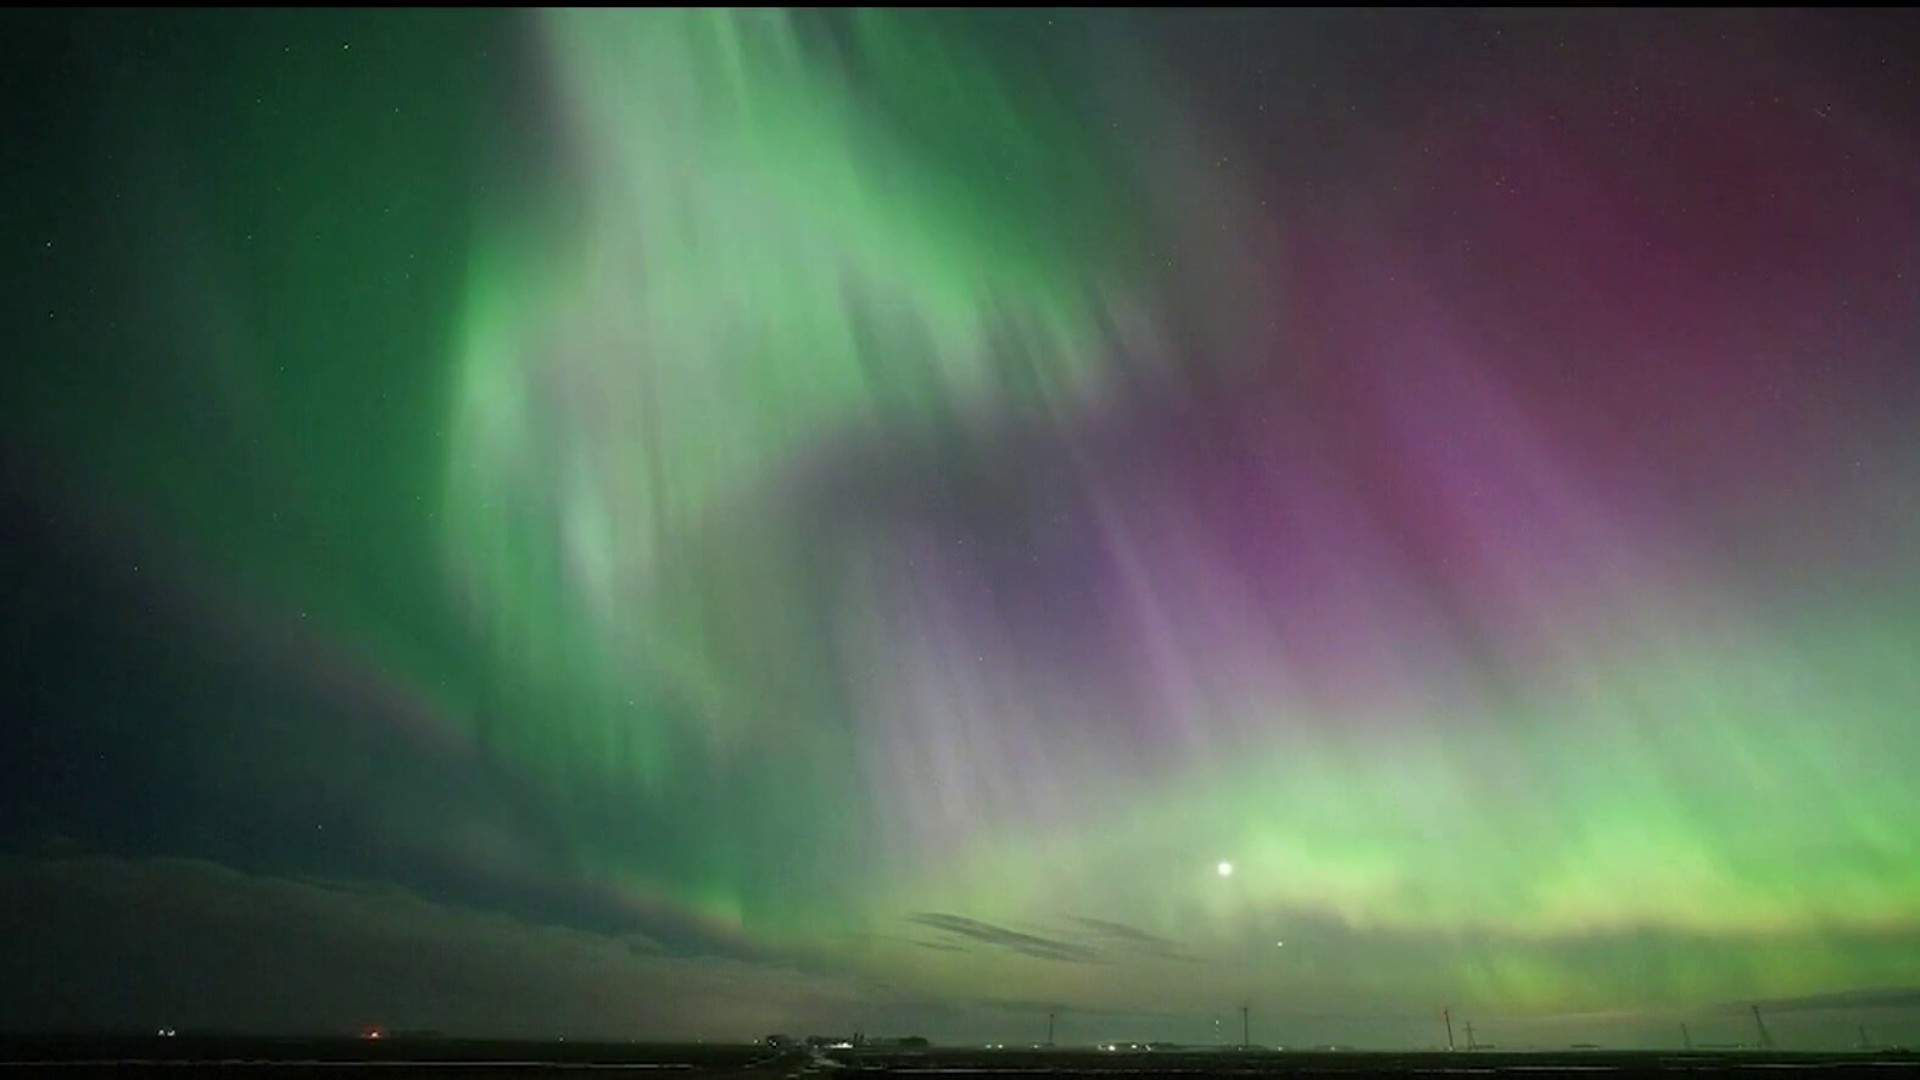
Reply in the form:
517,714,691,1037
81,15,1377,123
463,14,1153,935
443,8,1164,930
433,8,1920,1010
0,7,1893,1048
456,10,1912,999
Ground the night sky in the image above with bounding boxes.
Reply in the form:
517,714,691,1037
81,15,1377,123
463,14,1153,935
5,7,1920,1051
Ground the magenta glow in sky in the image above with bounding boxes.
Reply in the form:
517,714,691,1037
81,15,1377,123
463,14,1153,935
4,7,1919,1049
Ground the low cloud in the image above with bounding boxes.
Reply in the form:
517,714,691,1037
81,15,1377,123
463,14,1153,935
907,914,1103,964
1065,916,1196,961
0,855,874,1039
1746,986,1920,1013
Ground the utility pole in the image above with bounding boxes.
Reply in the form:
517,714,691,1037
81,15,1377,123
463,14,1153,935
1241,1004,1250,1049
1750,1005,1773,1050
1442,1007,1455,1052
1681,1023,1693,1051
1464,1022,1477,1051
1046,1011,1055,1048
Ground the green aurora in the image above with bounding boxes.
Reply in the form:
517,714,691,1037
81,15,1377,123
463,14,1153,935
5,6,1920,1047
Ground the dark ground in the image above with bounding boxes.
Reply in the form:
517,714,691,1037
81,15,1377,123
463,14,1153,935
1,1039,1916,1078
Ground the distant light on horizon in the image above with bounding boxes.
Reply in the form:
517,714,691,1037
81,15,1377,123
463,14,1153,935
1217,860,1234,878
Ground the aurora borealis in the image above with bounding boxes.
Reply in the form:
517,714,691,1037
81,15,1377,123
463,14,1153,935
5,6,1920,1050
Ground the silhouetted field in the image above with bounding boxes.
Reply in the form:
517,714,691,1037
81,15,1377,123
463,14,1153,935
840,1045,1918,1077
0,1035,776,1074
1,1038,1915,1078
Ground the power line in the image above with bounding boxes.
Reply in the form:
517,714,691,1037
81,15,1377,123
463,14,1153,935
1750,1005,1774,1051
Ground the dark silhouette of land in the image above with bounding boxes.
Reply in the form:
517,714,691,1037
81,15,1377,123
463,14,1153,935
1,1036,1915,1078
